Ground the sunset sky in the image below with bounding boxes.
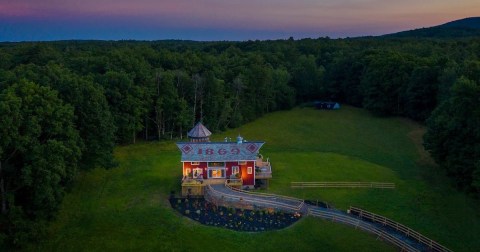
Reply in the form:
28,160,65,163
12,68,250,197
0,0,478,41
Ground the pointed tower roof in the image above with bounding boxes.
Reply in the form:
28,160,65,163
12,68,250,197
188,122,212,139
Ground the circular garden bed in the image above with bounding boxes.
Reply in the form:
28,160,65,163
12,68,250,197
170,197,302,232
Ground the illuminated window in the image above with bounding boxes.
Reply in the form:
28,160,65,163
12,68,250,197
208,169,225,178
232,166,239,175
185,168,191,176
191,162,200,165
238,161,247,165
247,167,252,174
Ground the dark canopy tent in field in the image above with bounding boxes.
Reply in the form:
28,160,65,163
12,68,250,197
314,101,340,110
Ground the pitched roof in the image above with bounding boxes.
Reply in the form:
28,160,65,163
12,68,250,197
188,122,212,138
176,142,264,162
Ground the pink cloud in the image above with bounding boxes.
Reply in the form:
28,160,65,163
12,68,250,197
0,3,37,17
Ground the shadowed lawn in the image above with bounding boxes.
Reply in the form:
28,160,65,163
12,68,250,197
31,106,479,251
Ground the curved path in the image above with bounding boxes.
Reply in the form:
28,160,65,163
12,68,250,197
205,184,444,252
208,184,307,213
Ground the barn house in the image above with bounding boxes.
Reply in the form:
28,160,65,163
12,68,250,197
177,122,272,196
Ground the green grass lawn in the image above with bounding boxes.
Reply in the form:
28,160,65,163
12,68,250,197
30,106,480,251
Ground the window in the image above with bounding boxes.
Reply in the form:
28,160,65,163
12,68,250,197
191,162,200,165
232,166,239,175
247,167,252,174
184,168,191,177
208,168,225,178
238,161,247,165
193,168,203,178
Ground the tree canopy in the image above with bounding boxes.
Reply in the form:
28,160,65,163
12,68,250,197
424,77,480,194
1,36,480,245
0,81,81,245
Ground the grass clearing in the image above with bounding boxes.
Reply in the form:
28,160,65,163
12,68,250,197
30,106,479,251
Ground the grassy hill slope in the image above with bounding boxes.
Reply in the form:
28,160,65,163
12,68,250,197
30,106,479,251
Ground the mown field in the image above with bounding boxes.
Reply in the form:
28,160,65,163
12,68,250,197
29,106,479,251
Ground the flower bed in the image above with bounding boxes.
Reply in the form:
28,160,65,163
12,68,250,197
170,198,302,232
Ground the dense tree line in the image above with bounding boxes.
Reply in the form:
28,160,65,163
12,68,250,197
1,37,479,245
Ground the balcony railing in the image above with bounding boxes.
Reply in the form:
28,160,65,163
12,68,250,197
181,176,204,186
225,178,243,187
255,157,272,179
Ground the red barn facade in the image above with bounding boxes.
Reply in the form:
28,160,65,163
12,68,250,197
177,123,272,196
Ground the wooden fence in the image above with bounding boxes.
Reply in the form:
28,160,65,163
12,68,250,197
309,208,420,252
349,207,452,252
291,181,395,189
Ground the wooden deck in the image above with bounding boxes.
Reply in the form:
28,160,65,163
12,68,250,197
181,178,242,196
181,178,243,186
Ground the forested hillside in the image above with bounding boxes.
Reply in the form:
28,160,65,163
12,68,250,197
384,17,480,38
1,37,479,246
441,17,480,29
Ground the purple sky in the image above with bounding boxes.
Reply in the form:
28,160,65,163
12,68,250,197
0,0,478,41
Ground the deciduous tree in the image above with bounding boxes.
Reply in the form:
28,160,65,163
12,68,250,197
424,77,480,195
0,81,80,245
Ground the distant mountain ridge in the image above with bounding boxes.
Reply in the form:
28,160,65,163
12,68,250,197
383,17,480,38
440,17,480,29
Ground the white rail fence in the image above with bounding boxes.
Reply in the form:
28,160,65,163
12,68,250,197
349,207,452,252
309,208,420,252
291,181,395,189
225,182,304,202
204,184,450,252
